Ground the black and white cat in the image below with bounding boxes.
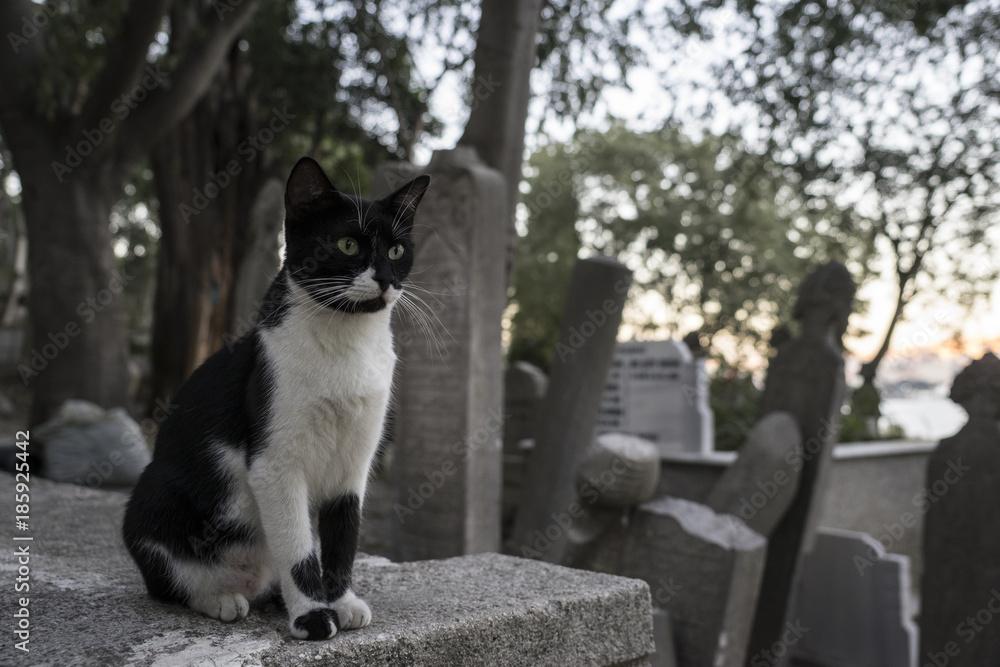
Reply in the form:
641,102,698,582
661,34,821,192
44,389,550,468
123,157,429,640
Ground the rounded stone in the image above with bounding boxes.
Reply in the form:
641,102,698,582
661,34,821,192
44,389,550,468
575,433,660,508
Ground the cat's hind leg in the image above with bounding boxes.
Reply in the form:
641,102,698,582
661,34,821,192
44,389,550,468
135,540,273,623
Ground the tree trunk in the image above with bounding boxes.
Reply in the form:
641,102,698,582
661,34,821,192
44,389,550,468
17,152,131,425
459,0,544,281
149,47,276,408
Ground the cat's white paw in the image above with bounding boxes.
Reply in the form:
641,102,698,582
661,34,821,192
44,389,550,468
331,592,371,630
290,608,338,640
190,591,250,622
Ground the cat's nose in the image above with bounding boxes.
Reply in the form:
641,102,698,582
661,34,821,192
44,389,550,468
373,273,392,292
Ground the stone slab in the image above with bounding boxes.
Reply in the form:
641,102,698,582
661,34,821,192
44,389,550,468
791,528,916,667
0,475,654,666
620,497,766,667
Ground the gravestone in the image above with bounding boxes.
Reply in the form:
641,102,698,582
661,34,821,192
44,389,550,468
707,412,803,537
556,433,661,570
920,353,1000,665
620,496,766,667
502,362,548,533
511,256,632,557
744,261,855,665
792,528,916,667
596,339,713,456
372,148,507,561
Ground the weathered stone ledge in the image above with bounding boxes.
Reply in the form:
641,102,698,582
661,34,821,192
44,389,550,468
0,475,654,666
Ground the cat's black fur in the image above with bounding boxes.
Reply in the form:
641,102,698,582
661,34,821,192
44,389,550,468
123,157,429,640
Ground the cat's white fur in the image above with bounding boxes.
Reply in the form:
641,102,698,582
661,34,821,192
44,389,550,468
168,277,399,638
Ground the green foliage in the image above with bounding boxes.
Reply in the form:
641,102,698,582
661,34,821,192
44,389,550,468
710,363,761,452
508,123,870,368
508,142,583,370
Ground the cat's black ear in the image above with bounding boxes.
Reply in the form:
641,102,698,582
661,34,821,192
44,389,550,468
383,175,430,228
285,157,338,216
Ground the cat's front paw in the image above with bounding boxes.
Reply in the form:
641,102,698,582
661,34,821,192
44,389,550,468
290,608,338,640
331,591,371,630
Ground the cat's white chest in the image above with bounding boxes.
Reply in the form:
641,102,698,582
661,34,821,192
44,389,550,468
256,299,396,495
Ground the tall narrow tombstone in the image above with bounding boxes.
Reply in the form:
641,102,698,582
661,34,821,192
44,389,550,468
744,261,855,666
372,148,507,561
511,256,632,556
920,353,1000,665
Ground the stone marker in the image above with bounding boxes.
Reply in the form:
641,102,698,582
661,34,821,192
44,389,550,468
920,353,1000,665
792,527,916,667
0,475,657,667
34,399,151,487
596,339,714,456
555,433,661,570
620,496,767,667
707,412,802,537
511,256,632,557
502,362,548,533
744,261,855,665
372,148,507,561
576,432,661,508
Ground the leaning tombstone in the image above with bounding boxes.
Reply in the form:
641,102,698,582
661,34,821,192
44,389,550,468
596,339,714,456
373,148,507,561
706,411,802,537
743,261,855,664
620,496,766,667
511,256,632,556
920,353,1000,665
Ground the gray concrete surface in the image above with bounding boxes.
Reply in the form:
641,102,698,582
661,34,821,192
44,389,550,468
0,474,654,666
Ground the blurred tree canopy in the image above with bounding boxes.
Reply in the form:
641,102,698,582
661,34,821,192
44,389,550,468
508,123,871,370
699,0,1000,383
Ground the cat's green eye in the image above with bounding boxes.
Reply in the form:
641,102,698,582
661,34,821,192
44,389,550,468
338,237,359,256
388,244,405,260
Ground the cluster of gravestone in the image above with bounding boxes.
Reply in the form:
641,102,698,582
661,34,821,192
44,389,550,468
372,151,1000,666
501,260,862,666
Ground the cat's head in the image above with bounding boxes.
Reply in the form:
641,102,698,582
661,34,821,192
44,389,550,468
282,157,429,314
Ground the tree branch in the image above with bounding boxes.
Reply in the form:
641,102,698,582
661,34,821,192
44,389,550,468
115,0,257,167
76,0,172,136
